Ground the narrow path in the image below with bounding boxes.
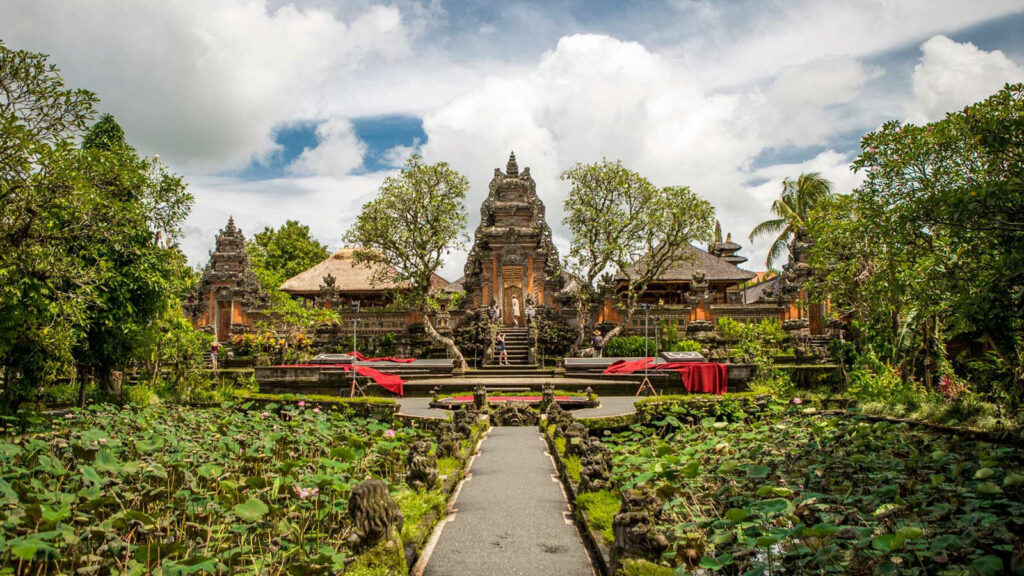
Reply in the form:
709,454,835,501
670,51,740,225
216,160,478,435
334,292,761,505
420,427,595,576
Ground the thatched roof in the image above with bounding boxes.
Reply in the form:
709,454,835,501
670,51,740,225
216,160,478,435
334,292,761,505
280,248,449,295
617,244,756,284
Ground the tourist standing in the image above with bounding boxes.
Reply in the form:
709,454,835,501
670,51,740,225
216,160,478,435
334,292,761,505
511,295,521,327
591,330,604,358
210,341,220,369
497,332,508,365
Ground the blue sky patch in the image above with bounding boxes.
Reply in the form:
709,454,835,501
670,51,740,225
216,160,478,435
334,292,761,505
351,115,426,173
231,115,426,180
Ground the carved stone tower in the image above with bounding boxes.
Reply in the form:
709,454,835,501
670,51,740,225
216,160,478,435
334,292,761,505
184,217,268,341
463,153,563,322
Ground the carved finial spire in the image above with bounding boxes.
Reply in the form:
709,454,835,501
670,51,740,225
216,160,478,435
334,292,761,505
506,151,518,177
226,216,237,232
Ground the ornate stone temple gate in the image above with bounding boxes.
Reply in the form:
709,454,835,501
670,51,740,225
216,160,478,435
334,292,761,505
462,153,564,325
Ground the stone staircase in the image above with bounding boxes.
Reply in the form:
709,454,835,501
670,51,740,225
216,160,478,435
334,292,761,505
490,327,532,366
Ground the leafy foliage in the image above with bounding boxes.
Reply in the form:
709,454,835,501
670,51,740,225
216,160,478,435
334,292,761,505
809,83,1024,407
247,219,329,293
345,154,470,368
0,43,193,409
748,172,832,268
603,336,657,357
561,159,716,347
0,404,439,573
604,408,1024,575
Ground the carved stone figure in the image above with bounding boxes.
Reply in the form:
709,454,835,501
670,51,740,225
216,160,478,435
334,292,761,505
473,384,488,411
405,440,438,491
540,383,555,411
611,488,670,567
546,402,573,436
564,421,588,456
435,421,461,459
492,401,538,426
578,437,614,492
453,409,475,438
347,478,403,548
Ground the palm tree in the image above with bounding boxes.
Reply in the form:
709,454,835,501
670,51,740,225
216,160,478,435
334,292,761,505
749,172,833,268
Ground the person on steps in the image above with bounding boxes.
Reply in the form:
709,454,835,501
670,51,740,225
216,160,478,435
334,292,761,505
497,332,509,365
591,330,604,358
511,295,521,327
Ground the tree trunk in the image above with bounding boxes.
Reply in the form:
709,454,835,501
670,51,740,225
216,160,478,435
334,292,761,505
422,313,468,371
98,365,121,400
601,305,633,344
76,367,87,408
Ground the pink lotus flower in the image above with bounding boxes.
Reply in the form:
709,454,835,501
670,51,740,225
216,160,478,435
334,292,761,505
384,429,396,439
64,413,74,419
293,485,319,499
260,411,270,419
792,397,803,405
297,400,307,408
98,438,107,444
313,407,321,414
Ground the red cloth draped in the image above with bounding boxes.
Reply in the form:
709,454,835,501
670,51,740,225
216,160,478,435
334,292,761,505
603,358,656,374
656,362,728,395
349,351,416,363
602,358,727,395
272,364,405,396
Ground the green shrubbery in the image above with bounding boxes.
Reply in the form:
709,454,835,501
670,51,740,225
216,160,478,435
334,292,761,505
603,336,656,357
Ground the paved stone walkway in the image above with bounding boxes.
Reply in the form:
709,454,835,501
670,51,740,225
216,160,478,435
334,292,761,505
571,396,638,418
420,427,594,576
397,397,449,420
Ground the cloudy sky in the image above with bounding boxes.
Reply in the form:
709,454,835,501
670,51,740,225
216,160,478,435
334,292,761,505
3,0,1023,280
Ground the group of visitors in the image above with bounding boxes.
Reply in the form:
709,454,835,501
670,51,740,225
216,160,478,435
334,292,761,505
488,294,536,328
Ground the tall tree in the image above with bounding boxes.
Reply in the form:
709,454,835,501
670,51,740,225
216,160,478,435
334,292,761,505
344,155,470,369
72,114,193,399
247,219,329,292
749,172,833,268
562,159,716,347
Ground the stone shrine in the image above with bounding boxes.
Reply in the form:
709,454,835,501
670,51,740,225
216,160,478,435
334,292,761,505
184,217,268,341
462,153,564,323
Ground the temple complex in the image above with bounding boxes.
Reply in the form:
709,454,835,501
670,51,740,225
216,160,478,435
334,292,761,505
462,153,564,322
184,217,269,341
187,153,821,343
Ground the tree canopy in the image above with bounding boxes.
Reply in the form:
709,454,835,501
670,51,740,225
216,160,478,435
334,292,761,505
749,172,832,268
809,83,1024,405
247,219,330,292
0,42,194,408
344,154,470,368
562,159,716,343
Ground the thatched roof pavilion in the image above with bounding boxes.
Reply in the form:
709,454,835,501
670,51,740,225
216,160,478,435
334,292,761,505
280,248,449,307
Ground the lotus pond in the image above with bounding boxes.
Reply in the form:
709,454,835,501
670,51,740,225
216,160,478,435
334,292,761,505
0,402,453,574
600,406,1024,575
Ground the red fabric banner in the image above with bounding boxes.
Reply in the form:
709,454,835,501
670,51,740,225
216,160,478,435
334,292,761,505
602,358,728,395
271,364,405,396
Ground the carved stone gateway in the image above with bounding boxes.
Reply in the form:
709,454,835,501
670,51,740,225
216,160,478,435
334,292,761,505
463,153,564,323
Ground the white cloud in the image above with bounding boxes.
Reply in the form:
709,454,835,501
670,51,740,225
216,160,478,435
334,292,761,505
420,34,874,274
4,0,1022,277
0,1,413,170
380,140,421,167
906,35,1023,123
289,118,366,177
181,172,389,271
